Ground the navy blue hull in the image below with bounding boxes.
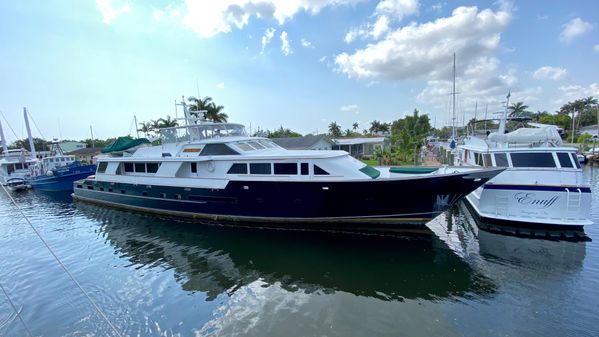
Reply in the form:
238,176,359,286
73,169,501,232
30,165,96,191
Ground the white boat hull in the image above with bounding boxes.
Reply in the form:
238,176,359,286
465,184,592,228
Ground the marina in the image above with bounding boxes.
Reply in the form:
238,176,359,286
0,164,598,336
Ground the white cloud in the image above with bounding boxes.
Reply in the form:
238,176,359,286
559,17,593,43
336,6,511,80
261,27,276,53
594,44,599,52
559,83,599,101
340,104,359,113
280,31,292,56
533,66,567,80
216,83,225,89
319,56,327,62
430,2,445,13
344,0,417,44
96,0,131,24
300,38,314,48
181,0,359,38
152,9,164,22
375,0,419,20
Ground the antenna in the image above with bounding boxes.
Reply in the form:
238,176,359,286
134,115,139,138
90,125,95,148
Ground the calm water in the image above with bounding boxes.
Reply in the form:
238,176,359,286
1,167,599,337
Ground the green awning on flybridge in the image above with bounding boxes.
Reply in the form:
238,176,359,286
389,167,439,174
101,136,150,153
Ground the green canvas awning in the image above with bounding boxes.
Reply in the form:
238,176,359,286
101,136,150,153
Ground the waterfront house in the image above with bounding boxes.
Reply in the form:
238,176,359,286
66,147,102,164
331,137,386,159
59,141,86,153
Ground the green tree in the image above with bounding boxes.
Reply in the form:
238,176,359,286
8,138,49,151
266,126,302,138
328,122,342,138
187,96,213,118
352,122,359,131
369,120,390,134
390,109,431,163
205,103,228,123
156,115,179,128
558,96,598,128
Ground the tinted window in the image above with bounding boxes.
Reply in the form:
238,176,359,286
228,163,248,174
301,163,309,175
191,162,197,173
570,153,581,169
236,143,254,151
475,153,484,166
250,163,271,174
483,154,492,167
556,153,573,168
135,163,146,172
274,163,297,175
200,143,239,156
97,162,108,173
510,153,556,168
124,162,134,172
494,153,509,167
314,165,329,175
147,163,159,173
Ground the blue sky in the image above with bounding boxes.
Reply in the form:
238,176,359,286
1,0,598,142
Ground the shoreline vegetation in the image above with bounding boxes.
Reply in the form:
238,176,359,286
6,95,597,166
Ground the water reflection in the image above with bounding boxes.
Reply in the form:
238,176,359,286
75,202,496,302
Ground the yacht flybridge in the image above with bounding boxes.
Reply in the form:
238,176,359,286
455,93,592,230
73,99,503,233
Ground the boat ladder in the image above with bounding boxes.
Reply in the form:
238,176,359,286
565,187,582,219
495,194,509,216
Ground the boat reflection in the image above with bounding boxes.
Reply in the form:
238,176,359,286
443,201,587,271
76,203,497,302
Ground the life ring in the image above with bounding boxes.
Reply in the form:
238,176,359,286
207,161,216,172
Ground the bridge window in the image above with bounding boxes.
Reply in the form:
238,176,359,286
494,153,509,167
146,163,160,173
510,152,556,168
314,165,329,175
124,162,134,172
200,143,239,156
135,163,146,173
570,153,581,169
557,152,574,168
301,163,309,175
97,162,108,173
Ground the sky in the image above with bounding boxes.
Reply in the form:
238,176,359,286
1,0,598,142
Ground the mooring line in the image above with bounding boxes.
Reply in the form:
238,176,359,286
0,281,33,337
0,185,123,337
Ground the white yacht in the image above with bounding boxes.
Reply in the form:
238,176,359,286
455,95,592,230
73,99,503,233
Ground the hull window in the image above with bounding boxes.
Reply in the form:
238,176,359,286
510,152,556,168
191,162,197,173
301,163,309,175
147,163,160,173
274,163,298,175
228,163,248,174
250,163,271,175
314,165,329,175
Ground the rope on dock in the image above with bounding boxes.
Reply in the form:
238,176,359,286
0,185,123,337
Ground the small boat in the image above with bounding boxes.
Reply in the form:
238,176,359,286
73,98,504,233
27,141,96,191
5,177,29,192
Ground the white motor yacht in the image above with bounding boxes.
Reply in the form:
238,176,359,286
455,95,592,230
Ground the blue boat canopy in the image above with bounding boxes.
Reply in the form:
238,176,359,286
101,136,150,153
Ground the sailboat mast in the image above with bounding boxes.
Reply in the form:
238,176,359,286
452,53,456,140
24,107,37,159
0,120,8,154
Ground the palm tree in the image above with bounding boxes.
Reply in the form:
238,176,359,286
508,102,529,117
137,122,153,137
187,96,213,119
352,122,359,131
328,122,342,138
157,115,178,128
205,103,228,123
